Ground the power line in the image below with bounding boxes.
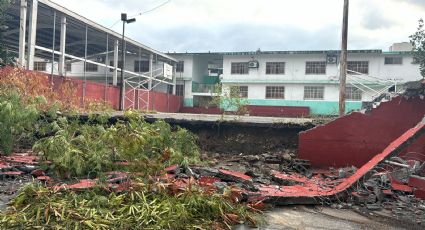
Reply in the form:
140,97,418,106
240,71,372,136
110,0,171,29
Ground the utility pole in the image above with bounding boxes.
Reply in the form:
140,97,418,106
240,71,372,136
339,0,349,116
119,13,136,111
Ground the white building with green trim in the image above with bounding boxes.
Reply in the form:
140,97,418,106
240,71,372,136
170,45,421,116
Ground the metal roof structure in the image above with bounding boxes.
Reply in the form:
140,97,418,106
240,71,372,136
2,0,180,111
3,0,177,62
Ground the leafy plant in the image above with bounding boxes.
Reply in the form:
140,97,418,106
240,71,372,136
0,91,39,154
410,18,425,78
33,118,113,178
0,181,259,229
33,111,200,179
210,83,248,116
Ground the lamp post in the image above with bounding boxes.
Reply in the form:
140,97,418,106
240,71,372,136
119,13,136,111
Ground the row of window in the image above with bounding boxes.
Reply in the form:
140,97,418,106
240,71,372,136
34,56,407,74
231,85,362,101
231,61,371,75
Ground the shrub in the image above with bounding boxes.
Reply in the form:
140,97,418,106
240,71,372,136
0,92,39,154
33,111,200,178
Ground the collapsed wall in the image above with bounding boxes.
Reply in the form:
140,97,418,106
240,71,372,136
298,81,425,168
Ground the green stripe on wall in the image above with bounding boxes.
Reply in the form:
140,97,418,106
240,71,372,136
241,99,362,115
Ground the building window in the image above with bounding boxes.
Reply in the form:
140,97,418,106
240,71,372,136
305,61,326,74
231,62,249,74
176,61,184,72
65,62,72,72
385,57,403,65
238,86,248,98
266,86,285,99
134,60,150,72
304,86,324,100
345,87,362,101
176,85,184,96
85,63,98,72
34,62,47,71
266,62,285,74
231,86,248,98
347,61,369,74
109,61,123,72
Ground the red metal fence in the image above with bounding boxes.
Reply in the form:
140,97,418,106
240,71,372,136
51,75,182,112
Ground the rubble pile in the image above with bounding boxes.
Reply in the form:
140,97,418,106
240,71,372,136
402,80,425,99
364,80,425,112
347,157,425,224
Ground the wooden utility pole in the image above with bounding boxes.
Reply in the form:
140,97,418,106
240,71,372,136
339,0,349,116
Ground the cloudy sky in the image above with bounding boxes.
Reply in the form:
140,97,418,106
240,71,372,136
50,0,425,52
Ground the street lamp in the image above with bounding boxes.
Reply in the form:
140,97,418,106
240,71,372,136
119,13,136,111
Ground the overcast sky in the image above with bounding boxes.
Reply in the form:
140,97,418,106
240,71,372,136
50,0,425,52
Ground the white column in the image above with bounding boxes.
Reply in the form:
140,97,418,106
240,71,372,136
113,40,119,86
58,16,66,76
172,63,177,95
18,0,28,67
148,54,153,90
27,0,37,70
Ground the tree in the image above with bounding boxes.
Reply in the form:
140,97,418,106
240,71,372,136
210,83,248,116
0,0,14,67
410,18,425,79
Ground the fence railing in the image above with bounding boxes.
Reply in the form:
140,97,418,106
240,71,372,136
192,83,216,93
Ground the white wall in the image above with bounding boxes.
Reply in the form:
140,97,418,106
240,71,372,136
222,83,373,102
170,54,194,80
222,53,421,83
222,53,339,83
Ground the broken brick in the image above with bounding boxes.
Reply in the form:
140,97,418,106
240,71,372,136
391,182,413,193
409,176,425,191
31,169,45,177
218,169,252,182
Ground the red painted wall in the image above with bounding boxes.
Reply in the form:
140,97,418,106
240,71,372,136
179,107,223,114
247,105,309,117
179,106,309,117
298,96,425,168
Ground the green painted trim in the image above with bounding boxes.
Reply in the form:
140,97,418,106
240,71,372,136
242,99,362,115
168,49,382,56
183,98,193,107
201,75,220,84
382,51,414,55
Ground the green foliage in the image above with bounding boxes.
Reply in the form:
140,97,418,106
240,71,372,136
33,118,113,178
210,83,248,115
33,110,200,178
0,91,39,154
410,18,425,78
0,182,258,229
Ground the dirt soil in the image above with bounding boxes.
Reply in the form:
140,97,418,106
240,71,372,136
180,123,303,155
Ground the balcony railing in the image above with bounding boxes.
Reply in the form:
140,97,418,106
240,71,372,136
192,83,217,93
